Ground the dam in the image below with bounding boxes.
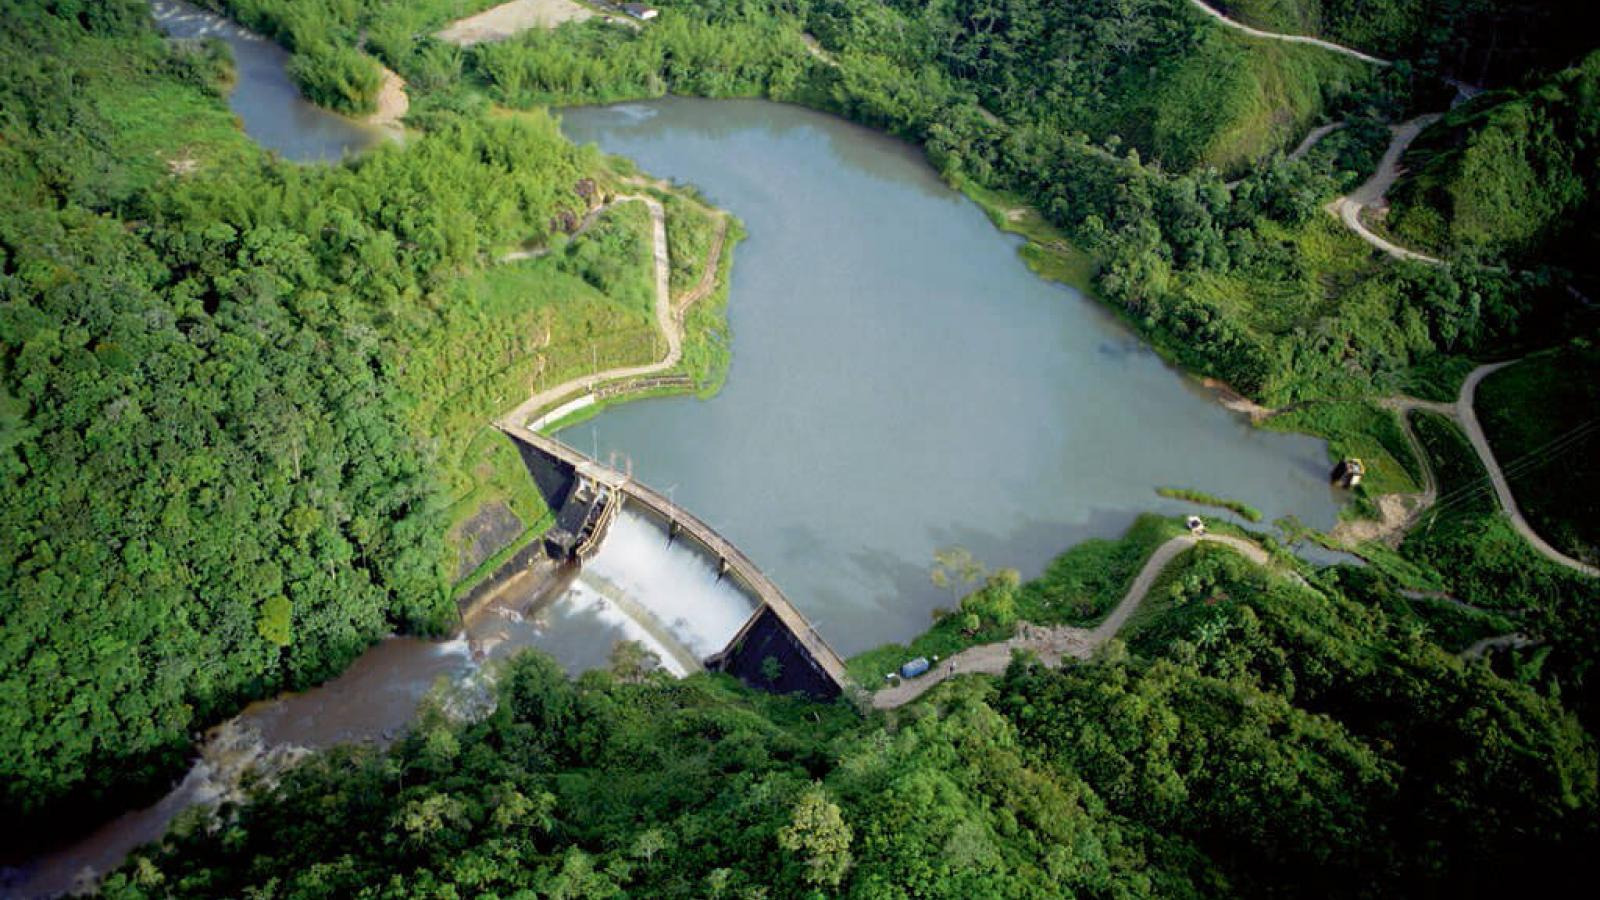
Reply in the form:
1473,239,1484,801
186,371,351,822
499,425,853,700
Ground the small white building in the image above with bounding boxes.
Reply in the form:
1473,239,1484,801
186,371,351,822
621,3,659,20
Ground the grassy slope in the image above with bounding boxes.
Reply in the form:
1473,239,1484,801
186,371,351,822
1182,30,1369,173
1387,53,1600,264
411,200,659,581
1474,347,1600,564
1401,411,1589,611
1265,401,1423,495
433,173,742,592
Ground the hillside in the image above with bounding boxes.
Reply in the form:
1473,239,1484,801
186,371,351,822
4,0,1600,895
1212,0,1592,82
98,535,1596,897
0,0,729,833
1386,51,1600,265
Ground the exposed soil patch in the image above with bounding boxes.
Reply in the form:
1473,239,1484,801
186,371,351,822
436,0,601,46
367,66,408,129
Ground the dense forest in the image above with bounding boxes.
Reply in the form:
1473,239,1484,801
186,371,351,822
0,0,653,831
98,540,1596,896
4,0,1600,895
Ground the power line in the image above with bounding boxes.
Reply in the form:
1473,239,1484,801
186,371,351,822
1419,417,1598,522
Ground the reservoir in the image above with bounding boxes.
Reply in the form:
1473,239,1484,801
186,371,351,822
551,97,1341,655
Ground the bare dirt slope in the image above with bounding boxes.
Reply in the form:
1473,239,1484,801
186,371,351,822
436,0,600,46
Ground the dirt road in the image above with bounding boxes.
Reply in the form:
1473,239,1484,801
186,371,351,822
871,534,1271,709
1325,114,1443,264
496,196,728,432
1455,363,1600,577
1332,363,1597,577
1187,0,1391,65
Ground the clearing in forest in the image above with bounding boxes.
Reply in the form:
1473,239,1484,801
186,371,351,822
436,0,600,47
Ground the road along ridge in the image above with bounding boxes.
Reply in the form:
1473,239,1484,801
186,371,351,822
871,534,1272,709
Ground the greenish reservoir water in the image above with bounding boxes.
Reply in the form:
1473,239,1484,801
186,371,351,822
556,98,1342,656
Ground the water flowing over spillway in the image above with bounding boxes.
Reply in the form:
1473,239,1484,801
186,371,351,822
10,509,762,896
576,508,761,666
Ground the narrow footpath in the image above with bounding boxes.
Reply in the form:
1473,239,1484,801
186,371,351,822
872,534,1271,709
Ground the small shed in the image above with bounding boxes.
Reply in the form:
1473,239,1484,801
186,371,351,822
621,3,659,20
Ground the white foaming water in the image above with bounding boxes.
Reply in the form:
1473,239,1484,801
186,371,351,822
577,509,759,660
556,582,695,677
435,633,472,657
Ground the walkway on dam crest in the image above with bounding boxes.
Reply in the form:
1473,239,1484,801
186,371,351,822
872,533,1272,710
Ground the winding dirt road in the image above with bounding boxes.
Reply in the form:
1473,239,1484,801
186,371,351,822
497,195,727,432
1188,3,1453,262
1187,0,1391,65
1325,114,1443,264
1342,363,1598,577
872,534,1272,709
1455,364,1600,577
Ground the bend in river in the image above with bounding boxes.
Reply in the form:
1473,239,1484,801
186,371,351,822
151,0,385,162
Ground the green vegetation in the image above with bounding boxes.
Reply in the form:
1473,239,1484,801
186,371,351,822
8,1,1600,893
1157,486,1265,520
419,0,1589,408
1265,400,1422,494
103,529,1597,897
848,515,1185,684
286,41,384,115
1474,344,1600,564
1400,411,1586,611
0,0,733,827
1388,52,1600,265
1214,0,1591,80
